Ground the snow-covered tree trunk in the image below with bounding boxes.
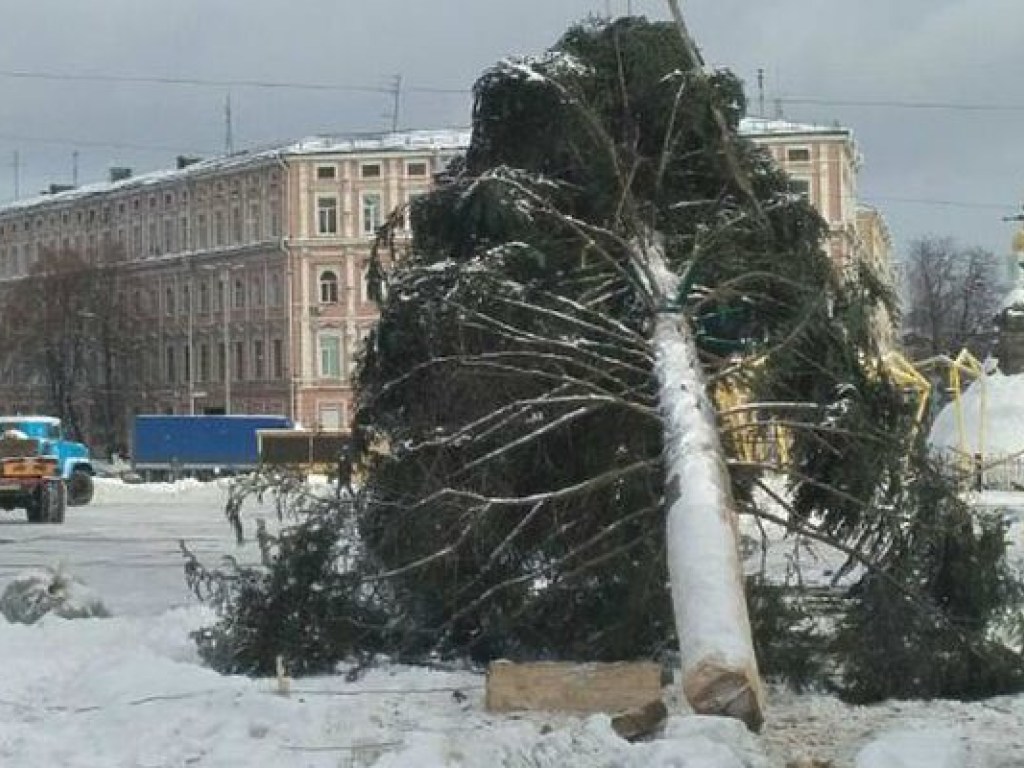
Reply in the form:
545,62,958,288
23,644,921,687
643,241,765,731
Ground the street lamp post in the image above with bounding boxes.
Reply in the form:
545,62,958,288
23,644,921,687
223,266,231,415
187,276,195,415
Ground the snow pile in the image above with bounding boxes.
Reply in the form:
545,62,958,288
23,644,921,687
0,605,775,768
928,371,1024,456
2,476,1023,766
855,728,966,768
0,567,109,623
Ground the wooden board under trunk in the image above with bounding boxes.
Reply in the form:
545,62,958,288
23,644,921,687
485,660,662,714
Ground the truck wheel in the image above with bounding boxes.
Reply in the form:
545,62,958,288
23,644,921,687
38,480,66,524
26,495,44,524
68,469,94,506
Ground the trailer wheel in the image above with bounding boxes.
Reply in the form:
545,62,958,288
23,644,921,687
68,469,94,506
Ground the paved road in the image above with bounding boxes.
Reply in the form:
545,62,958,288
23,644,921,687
0,478,271,615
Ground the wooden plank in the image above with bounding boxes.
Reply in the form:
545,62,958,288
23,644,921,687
485,660,662,714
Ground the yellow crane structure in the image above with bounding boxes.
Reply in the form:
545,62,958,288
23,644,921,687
883,348,989,480
714,349,990,478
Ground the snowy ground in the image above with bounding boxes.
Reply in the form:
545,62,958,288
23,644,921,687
0,478,266,615
1,478,1024,767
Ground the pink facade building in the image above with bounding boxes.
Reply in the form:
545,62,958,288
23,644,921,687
0,120,891,447
0,130,469,436
741,116,895,348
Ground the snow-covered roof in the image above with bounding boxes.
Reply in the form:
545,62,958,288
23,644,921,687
0,128,471,217
1001,285,1024,312
739,116,852,139
0,415,60,425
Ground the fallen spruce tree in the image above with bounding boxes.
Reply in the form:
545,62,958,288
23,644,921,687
186,13,1024,720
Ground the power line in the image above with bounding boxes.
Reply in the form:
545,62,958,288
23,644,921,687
863,196,1016,212
0,68,468,95
781,97,1024,113
2,67,1017,110
2,67,1021,111
0,131,212,154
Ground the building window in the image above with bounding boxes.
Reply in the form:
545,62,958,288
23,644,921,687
402,191,425,231
217,342,226,382
215,279,225,311
149,222,159,255
231,206,242,243
248,201,261,242
183,346,191,384
319,335,341,378
163,219,174,253
198,343,209,382
199,281,210,313
252,276,263,307
319,270,339,303
786,147,811,162
233,278,245,309
166,346,177,383
182,284,191,315
165,286,175,316
317,196,338,235
253,339,265,379
362,193,382,236
361,163,381,178
233,341,245,381
269,273,283,306
316,165,336,180
180,216,189,251
197,213,208,249
270,205,281,237
360,262,370,304
406,161,427,177
318,404,342,430
788,177,811,199
214,211,225,247
272,338,284,379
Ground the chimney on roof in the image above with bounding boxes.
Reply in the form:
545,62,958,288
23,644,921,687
109,167,132,182
176,155,202,169
46,183,75,195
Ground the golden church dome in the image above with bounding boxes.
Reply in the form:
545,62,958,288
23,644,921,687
1014,226,1024,255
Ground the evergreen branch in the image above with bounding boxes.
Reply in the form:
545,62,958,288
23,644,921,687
407,458,658,512
453,405,603,476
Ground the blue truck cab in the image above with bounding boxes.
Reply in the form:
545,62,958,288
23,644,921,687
0,416,94,507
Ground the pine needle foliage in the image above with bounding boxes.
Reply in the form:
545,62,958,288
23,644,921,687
353,16,900,662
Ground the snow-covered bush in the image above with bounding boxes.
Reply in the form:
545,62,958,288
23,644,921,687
1,566,110,624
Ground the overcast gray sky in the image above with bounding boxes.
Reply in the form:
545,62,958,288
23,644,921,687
1,0,1021,259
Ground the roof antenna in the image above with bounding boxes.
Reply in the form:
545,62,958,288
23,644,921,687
757,68,765,117
224,93,235,154
390,74,402,132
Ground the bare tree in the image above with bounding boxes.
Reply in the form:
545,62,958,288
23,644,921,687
86,245,146,456
900,236,1004,359
0,245,142,452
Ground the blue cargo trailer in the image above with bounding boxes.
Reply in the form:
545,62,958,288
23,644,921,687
132,415,292,478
